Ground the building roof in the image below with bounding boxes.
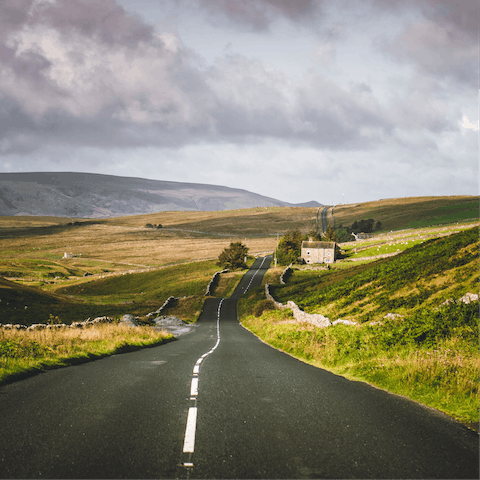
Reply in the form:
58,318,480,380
301,241,336,249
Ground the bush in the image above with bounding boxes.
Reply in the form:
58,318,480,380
218,242,248,270
253,299,276,317
276,229,303,265
374,301,479,348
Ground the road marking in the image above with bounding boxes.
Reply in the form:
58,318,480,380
183,407,197,453
181,298,224,456
244,256,267,292
190,377,199,396
180,258,269,460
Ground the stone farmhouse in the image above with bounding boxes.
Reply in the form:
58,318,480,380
301,240,336,264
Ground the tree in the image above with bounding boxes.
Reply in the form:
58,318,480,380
335,228,355,243
276,228,303,265
323,226,338,242
218,242,249,269
350,218,375,234
306,228,322,241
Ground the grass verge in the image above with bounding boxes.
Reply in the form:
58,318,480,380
241,305,479,431
238,228,479,430
0,323,174,386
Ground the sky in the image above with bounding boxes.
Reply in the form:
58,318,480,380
0,0,478,205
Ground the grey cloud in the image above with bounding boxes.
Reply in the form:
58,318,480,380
381,20,477,90
420,0,478,37
186,0,322,32
373,0,477,90
372,0,478,35
0,0,220,147
31,0,155,47
0,0,467,160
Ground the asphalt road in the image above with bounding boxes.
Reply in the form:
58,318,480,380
0,256,478,479
321,206,330,233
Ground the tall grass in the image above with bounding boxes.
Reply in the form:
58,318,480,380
0,323,173,385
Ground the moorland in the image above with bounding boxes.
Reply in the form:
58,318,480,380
0,194,478,428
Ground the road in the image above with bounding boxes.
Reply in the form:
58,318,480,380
320,206,330,233
0,257,478,479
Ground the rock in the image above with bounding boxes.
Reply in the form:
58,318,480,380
459,292,478,304
120,314,138,326
154,316,188,326
286,301,331,328
332,319,357,326
383,313,404,321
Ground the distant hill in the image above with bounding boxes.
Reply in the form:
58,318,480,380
0,172,321,217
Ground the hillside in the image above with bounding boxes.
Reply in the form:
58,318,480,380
240,226,480,427
0,172,320,217
272,226,478,323
332,196,478,232
0,197,477,325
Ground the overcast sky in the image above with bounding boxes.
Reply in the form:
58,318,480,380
0,0,478,204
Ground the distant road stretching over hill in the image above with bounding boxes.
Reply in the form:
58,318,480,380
0,172,321,217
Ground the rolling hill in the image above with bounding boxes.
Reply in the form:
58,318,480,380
0,172,320,217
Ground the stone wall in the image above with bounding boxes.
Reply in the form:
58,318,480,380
280,265,292,285
205,269,228,296
265,284,478,330
0,316,115,331
265,284,349,328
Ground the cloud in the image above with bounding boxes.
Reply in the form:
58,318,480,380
0,0,393,155
461,116,479,132
0,0,222,154
182,0,322,32
0,0,475,189
382,19,478,90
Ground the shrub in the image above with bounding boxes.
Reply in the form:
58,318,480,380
253,299,276,317
276,229,303,265
218,242,248,270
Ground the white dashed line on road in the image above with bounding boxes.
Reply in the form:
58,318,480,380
183,407,197,453
182,298,224,460
181,258,269,468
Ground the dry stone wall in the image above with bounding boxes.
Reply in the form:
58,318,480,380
264,284,353,328
265,284,478,330
205,269,228,296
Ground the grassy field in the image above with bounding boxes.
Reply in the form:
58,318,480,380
239,226,479,429
0,322,173,385
0,259,228,325
332,196,478,232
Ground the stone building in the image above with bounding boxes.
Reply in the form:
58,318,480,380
301,240,336,264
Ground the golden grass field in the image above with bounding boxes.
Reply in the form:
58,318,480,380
1,195,476,290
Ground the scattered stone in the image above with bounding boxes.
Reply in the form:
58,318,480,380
459,292,478,304
154,316,188,326
383,313,404,321
332,319,357,326
120,314,138,327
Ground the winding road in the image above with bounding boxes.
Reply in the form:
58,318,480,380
0,257,478,479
